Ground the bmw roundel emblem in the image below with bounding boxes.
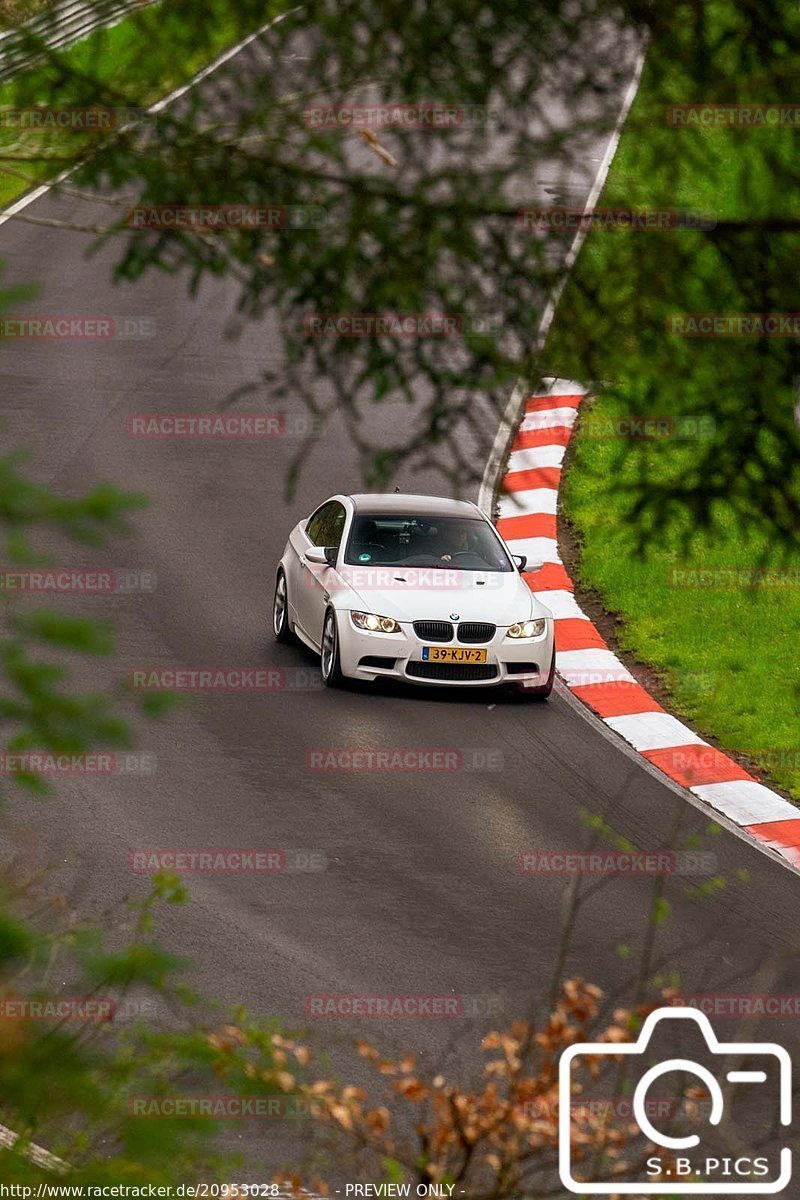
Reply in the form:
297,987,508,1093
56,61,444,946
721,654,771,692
450,613,460,620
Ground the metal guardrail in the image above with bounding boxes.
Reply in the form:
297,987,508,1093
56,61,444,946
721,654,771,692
0,0,158,83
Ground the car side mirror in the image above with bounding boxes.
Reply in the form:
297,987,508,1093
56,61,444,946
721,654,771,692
305,546,336,566
512,554,527,571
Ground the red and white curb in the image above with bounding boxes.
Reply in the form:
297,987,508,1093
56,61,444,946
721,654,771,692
495,379,800,871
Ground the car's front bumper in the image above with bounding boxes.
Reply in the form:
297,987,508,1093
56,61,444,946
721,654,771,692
337,617,555,688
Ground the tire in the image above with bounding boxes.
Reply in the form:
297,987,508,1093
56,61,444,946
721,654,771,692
529,647,556,700
509,648,556,702
272,568,294,644
320,608,345,687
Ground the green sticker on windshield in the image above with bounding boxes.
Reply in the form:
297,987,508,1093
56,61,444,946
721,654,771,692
359,552,372,562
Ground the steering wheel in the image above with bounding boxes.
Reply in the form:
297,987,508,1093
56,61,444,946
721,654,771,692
391,554,443,567
440,550,487,564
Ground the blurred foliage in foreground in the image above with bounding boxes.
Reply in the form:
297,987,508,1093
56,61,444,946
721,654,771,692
0,0,798,1188
0,452,750,1190
0,0,796,541
0,455,294,1183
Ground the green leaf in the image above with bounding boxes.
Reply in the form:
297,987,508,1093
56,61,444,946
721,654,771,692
13,611,115,655
139,691,184,717
0,912,33,960
382,1158,405,1185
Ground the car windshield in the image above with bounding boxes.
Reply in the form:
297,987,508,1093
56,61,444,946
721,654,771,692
344,514,514,572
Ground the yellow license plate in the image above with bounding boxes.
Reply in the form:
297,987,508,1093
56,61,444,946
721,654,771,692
421,647,488,664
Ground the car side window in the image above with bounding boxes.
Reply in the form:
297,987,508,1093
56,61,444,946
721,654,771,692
306,502,335,546
324,503,346,549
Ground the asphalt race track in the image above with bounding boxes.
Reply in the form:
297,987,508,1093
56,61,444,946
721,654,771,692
0,21,798,1172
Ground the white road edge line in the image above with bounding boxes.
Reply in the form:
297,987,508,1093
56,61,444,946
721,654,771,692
483,45,800,871
0,5,300,230
0,7,300,1170
0,1118,67,1173
477,43,647,518
148,5,299,114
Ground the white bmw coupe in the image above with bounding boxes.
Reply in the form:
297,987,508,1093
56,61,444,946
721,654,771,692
273,493,556,698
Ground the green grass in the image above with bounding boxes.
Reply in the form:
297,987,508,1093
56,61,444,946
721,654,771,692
0,0,277,208
564,401,800,798
546,9,800,802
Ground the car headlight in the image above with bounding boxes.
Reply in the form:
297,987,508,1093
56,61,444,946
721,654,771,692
350,610,402,634
507,618,547,639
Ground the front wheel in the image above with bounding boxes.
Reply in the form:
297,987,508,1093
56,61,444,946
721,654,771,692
320,608,345,687
273,568,294,644
528,646,556,700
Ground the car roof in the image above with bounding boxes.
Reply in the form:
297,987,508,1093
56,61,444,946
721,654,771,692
348,493,484,519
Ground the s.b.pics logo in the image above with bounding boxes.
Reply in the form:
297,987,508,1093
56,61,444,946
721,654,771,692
558,1007,792,1193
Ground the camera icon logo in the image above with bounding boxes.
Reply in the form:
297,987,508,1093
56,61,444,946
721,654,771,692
558,1006,792,1194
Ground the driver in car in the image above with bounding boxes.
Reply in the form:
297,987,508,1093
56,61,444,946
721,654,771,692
439,526,472,562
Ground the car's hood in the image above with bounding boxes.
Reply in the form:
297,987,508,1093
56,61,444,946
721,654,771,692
332,567,551,626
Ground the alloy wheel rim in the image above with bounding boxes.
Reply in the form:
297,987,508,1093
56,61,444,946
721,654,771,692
273,573,286,635
321,613,335,677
